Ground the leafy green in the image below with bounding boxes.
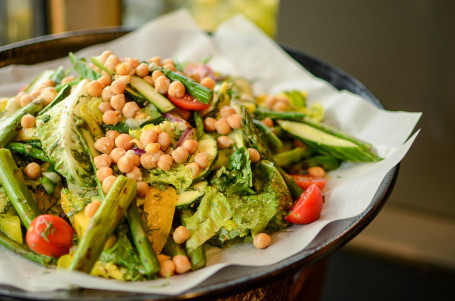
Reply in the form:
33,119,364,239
146,163,193,190
69,53,101,81
36,80,96,187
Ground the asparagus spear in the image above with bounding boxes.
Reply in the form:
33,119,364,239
5,142,50,163
0,99,46,148
180,209,206,270
193,111,205,140
159,67,213,104
0,149,40,228
126,203,160,276
253,107,305,121
0,232,55,266
69,176,136,273
252,119,283,149
162,234,187,258
272,147,313,167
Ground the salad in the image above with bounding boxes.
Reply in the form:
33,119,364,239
0,50,380,280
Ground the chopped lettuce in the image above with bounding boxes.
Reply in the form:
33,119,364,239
36,80,96,186
146,163,193,190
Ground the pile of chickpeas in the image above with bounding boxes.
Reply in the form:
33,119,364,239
203,105,260,162
264,94,290,112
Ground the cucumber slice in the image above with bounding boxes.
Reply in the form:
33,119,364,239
278,120,381,162
129,76,175,113
176,181,207,209
124,86,148,106
190,134,218,179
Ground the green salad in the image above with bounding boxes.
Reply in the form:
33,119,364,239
0,50,380,280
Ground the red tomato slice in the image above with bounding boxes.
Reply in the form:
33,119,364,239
26,214,74,258
167,93,210,111
290,174,327,190
285,184,324,224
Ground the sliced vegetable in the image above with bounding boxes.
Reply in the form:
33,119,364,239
285,184,323,224
168,93,210,111
290,174,327,190
129,76,175,113
0,232,55,266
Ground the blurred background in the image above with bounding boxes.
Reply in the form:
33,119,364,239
1,0,454,300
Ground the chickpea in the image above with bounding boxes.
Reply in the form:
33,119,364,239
248,148,260,163
272,101,288,112
186,162,200,179
217,136,234,149
117,154,135,173
162,58,174,66
157,132,171,150
181,139,198,155
136,181,150,198
19,94,33,107
145,142,161,154
194,152,209,169
101,86,115,102
24,162,41,179
220,106,236,119
168,81,185,98
265,95,278,108
126,57,140,69
39,87,57,104
115,62,133,75
102,175,117,193
125,150,140,166
122,101,140,118
94,137,114,154
94,154,112,169
253,233,272,249
98,101,113,113
96,166,113,182
115,134,133,150
97,74,112,87
135,63,150,77
110,94,126,111
105,54,121,71
171,147,189,164
200,77,215,90
227,114,242,129
99,50,113,64
105,130,120,142
261,117,274,128
188,72,201,83
102,110,122,125
157,154,173,171
86,80,103,97
140,153,157,169
15,92,26,105
173,255,192,274
155,76,170,94
21,114,36,129
110,147,126,163
308,166,326,178
84,200,101,219
36,80,55,91
204,117,217,132
30,90,41,99
159,259,175,278
126,166,142,181
140,130,157,146
143,75,154,86
173,226,190,244
157,254,170,263
215,118,231,135
110,80,126,95
61,76,75,84
151,70,165,83
148,56,161,66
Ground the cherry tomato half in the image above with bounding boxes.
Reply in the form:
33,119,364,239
167,93,210,111
290,174,327,190
26,214,74,258
285,184,324,224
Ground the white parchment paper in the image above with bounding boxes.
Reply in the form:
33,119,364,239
0,9,421,295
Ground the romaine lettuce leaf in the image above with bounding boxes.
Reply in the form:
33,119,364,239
146,163,193,190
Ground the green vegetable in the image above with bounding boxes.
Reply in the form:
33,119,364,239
126,203,160,276
103,122,130,134
163,235,187,257
69,176,136,274
180,209,206,270
159,67,213,104
0,97,20,120
252,119,283,149
0,99,46,148
278,120,381,162
147,163,193,190
38,84,72,116
253,107,305,121
69,52,101,81
124,86,148,107
0,149,40,228
0,232,55,266
129,76,175,113
50,66,69,85
5,142,50,163
272,147,313,167
304,155,341,171
23,70,54,93
193,111,204,140
36,80,96,186
284,90,306,110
